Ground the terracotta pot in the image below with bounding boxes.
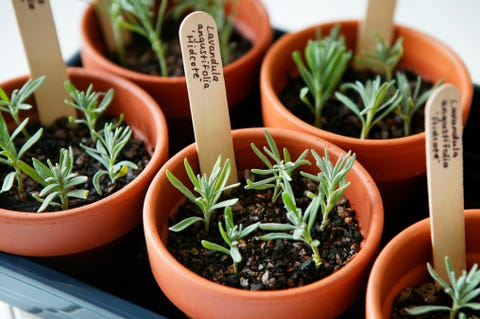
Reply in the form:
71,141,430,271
143,127,383,319
260,20,473,184
365,209,480,318
0,67,169,256
80,0,272,150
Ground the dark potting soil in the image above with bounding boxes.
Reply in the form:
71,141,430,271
113,28,252,77
279,68,435,139
391,282,480,318
167,171,363,290
0,116,150,212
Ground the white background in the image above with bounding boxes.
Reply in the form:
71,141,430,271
0,0,479,84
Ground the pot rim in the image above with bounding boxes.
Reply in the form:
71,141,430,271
0,67,168,220
144,127,384,299
260,19,473,149
366,209,480,318
80,0,273,83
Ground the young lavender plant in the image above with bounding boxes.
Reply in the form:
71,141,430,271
0,115,42,198
406,256,480,319
171,0,238,65
260,190,323,269
64,80,117,141
335,76,402,139
244,130,311,203
355,34,404,81
0,76,44,137
18,147,88,212
80,122,138,195
293,25,352,128
301,149,355,231
167,156,240,234
201,206,260,274
112,0,169,76
395,72,444,136
259,149,355,270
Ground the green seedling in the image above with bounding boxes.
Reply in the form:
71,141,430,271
293,25,352,128
167,156,240,234
201,206,260,274
245,129,310,203
335,76,402,139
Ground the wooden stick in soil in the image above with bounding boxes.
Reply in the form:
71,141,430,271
91,0,131,55
178,11,238,183
425,83,466,281
355,0,397,67
11,0,76,125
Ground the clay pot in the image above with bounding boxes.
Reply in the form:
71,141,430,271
80,0,272,151
365,209,480,318
143,127,383,319
0,67,169,256
260,20,472,185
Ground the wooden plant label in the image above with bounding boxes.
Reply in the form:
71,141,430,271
179,11,238,183
11,0,76,125
425,84,465,280
356,0,397,66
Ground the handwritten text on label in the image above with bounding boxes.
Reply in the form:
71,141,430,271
430,99,461,168
184,24,221,89
21,0,45,10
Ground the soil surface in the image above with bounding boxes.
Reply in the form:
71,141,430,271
391,282,480,318
167,171,363,290
279,68,435,139
0,116,150,212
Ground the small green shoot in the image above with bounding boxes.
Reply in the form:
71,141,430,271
355,34,404,81
335,76,402,139
260,149,355,269
406,256,480,319
201,206,260,273
0,76,44,137
113,0,169,76
167,156,240,234
18,147,89,212
293,25,352,128
260,190,323,269
0,115,42,198
172,0,239,65
245,130,310,203
64,80,116,141
80,122,138,195
301,149,355,231
395,72,444,136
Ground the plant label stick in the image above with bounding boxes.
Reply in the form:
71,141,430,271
92,0,131,54
425,84,466,280
11,0,76,125
179,11,238,183
356,0,397,65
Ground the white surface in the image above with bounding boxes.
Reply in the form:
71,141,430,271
0,0,479,83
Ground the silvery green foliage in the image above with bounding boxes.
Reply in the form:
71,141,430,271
0,77,44,197
407,256,480,319
245,129,310,203
167,156,240,234
355,34,403,81
18,147,88,212
64,80,116,141
111,0,169,76
80,122,138,195
335,76,402,139
201,206,260,273
260,148,356,270
293,25,352,128
395,72,443,136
